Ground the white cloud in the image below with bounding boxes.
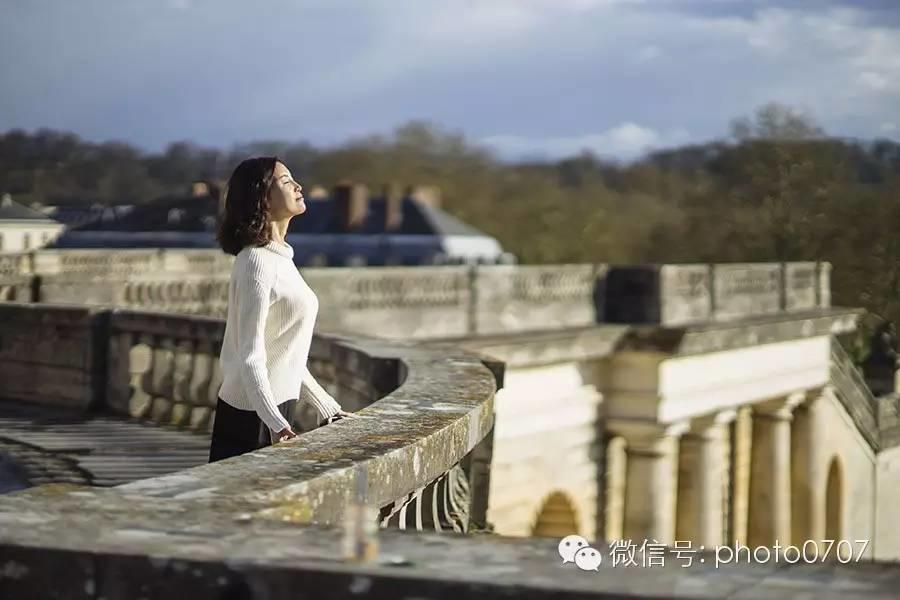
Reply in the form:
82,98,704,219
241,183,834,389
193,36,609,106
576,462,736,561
483,123,691,160
4,1,900,152
859,71,890,92
309,0,651,93
881,122,898,133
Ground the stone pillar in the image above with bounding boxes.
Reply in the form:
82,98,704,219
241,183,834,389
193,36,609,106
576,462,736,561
729,406,753,544
748,393,805,547
603,435,627,541
611,420,687,545
792,390,828,544
676,410,736,548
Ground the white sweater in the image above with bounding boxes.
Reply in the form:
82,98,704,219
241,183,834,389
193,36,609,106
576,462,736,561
217,239,342,432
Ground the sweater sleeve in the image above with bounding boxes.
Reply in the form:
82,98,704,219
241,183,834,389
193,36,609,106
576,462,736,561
300,366,342,420
236,254,291,433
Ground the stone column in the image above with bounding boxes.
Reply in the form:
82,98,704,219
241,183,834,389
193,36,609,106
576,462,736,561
611,419,687,545
748,393,805,547
603,435,627,541
676,410,736,548
792,390,828,544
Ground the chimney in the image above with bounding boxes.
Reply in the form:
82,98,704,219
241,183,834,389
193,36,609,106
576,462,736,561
333,182,369,232
308,185,329,200
407,185,441,209
383,183,403,232
192,181,209,197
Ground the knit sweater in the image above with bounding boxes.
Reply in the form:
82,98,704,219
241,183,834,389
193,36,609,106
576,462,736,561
217,239,342,432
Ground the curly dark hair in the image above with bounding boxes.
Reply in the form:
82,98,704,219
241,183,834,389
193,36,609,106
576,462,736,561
217,156,282,255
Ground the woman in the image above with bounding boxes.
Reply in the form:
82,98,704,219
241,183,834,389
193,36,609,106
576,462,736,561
209,156,353,463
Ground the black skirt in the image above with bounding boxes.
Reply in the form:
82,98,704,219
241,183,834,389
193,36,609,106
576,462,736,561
208,397,297,463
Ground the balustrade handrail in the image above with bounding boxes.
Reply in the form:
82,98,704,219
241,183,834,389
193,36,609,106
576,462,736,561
829,337,880,450
0,303,502,534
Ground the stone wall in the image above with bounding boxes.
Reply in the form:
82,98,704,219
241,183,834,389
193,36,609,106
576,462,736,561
487,361,603,540
0,303,108,410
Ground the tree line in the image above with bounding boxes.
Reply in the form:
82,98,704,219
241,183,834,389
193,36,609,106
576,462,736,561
2,103,899,355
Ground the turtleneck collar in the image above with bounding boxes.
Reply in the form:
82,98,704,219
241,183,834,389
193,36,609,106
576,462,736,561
261,238,294,260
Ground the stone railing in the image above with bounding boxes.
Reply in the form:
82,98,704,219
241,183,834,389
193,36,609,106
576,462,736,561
602,261,831,326
0,252,31,276
30,248,236,276
0,302,502,535
829,337,881,450
0,252,33,302
4,251,836,339
28,262,603,338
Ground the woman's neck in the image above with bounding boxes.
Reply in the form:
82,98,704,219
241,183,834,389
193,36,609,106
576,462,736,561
270,219,290,244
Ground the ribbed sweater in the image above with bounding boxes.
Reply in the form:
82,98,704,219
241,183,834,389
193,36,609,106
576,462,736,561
217,239,342,432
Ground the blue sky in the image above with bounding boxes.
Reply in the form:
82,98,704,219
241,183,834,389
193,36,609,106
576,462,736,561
1,0,899,160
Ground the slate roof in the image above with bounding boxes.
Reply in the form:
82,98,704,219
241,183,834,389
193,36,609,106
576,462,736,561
70,193,489,238
0,197,60,223
51,192,506,264
40,205,107,227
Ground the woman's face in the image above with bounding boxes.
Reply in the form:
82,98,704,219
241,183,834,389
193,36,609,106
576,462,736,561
267,162,305,219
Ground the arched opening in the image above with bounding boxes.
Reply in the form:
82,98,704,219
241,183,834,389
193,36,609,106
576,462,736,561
531,491,579,539
825,457,843,542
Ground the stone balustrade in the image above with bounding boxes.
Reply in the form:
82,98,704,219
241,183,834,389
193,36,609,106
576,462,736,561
0,253,32,301
0,252,31,276
602,262,831,326
29,248,236,276
1,247,833,338
26,261,603,338
0,302,502,536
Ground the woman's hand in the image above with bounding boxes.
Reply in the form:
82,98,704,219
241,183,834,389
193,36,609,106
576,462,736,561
318,409,357,427
272,426,298,443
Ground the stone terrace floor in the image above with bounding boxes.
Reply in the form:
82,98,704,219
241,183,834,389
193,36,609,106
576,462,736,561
0,401,209,491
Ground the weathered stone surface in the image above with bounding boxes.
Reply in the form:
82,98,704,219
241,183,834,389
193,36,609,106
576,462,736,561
306,265,473,339
713,263,781,321
453,309,861,367
19,255,837,341
784,262,818,311
0,303,107,410
437,326,631,368
0,299,508,595
830,338,881,451
877,394,900,448
0,322,505,597
0,275,32,302
0,252,32,276
602,264,711,326
474,264,602,336
602,262,831,327
2,508,900,599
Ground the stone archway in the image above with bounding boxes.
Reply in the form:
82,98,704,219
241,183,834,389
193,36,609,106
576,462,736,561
532,491,580,538
825,457,843,541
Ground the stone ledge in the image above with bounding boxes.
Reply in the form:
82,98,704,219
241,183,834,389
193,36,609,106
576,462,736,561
634,307,862,357
442,308,862,366
2,512,899,599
